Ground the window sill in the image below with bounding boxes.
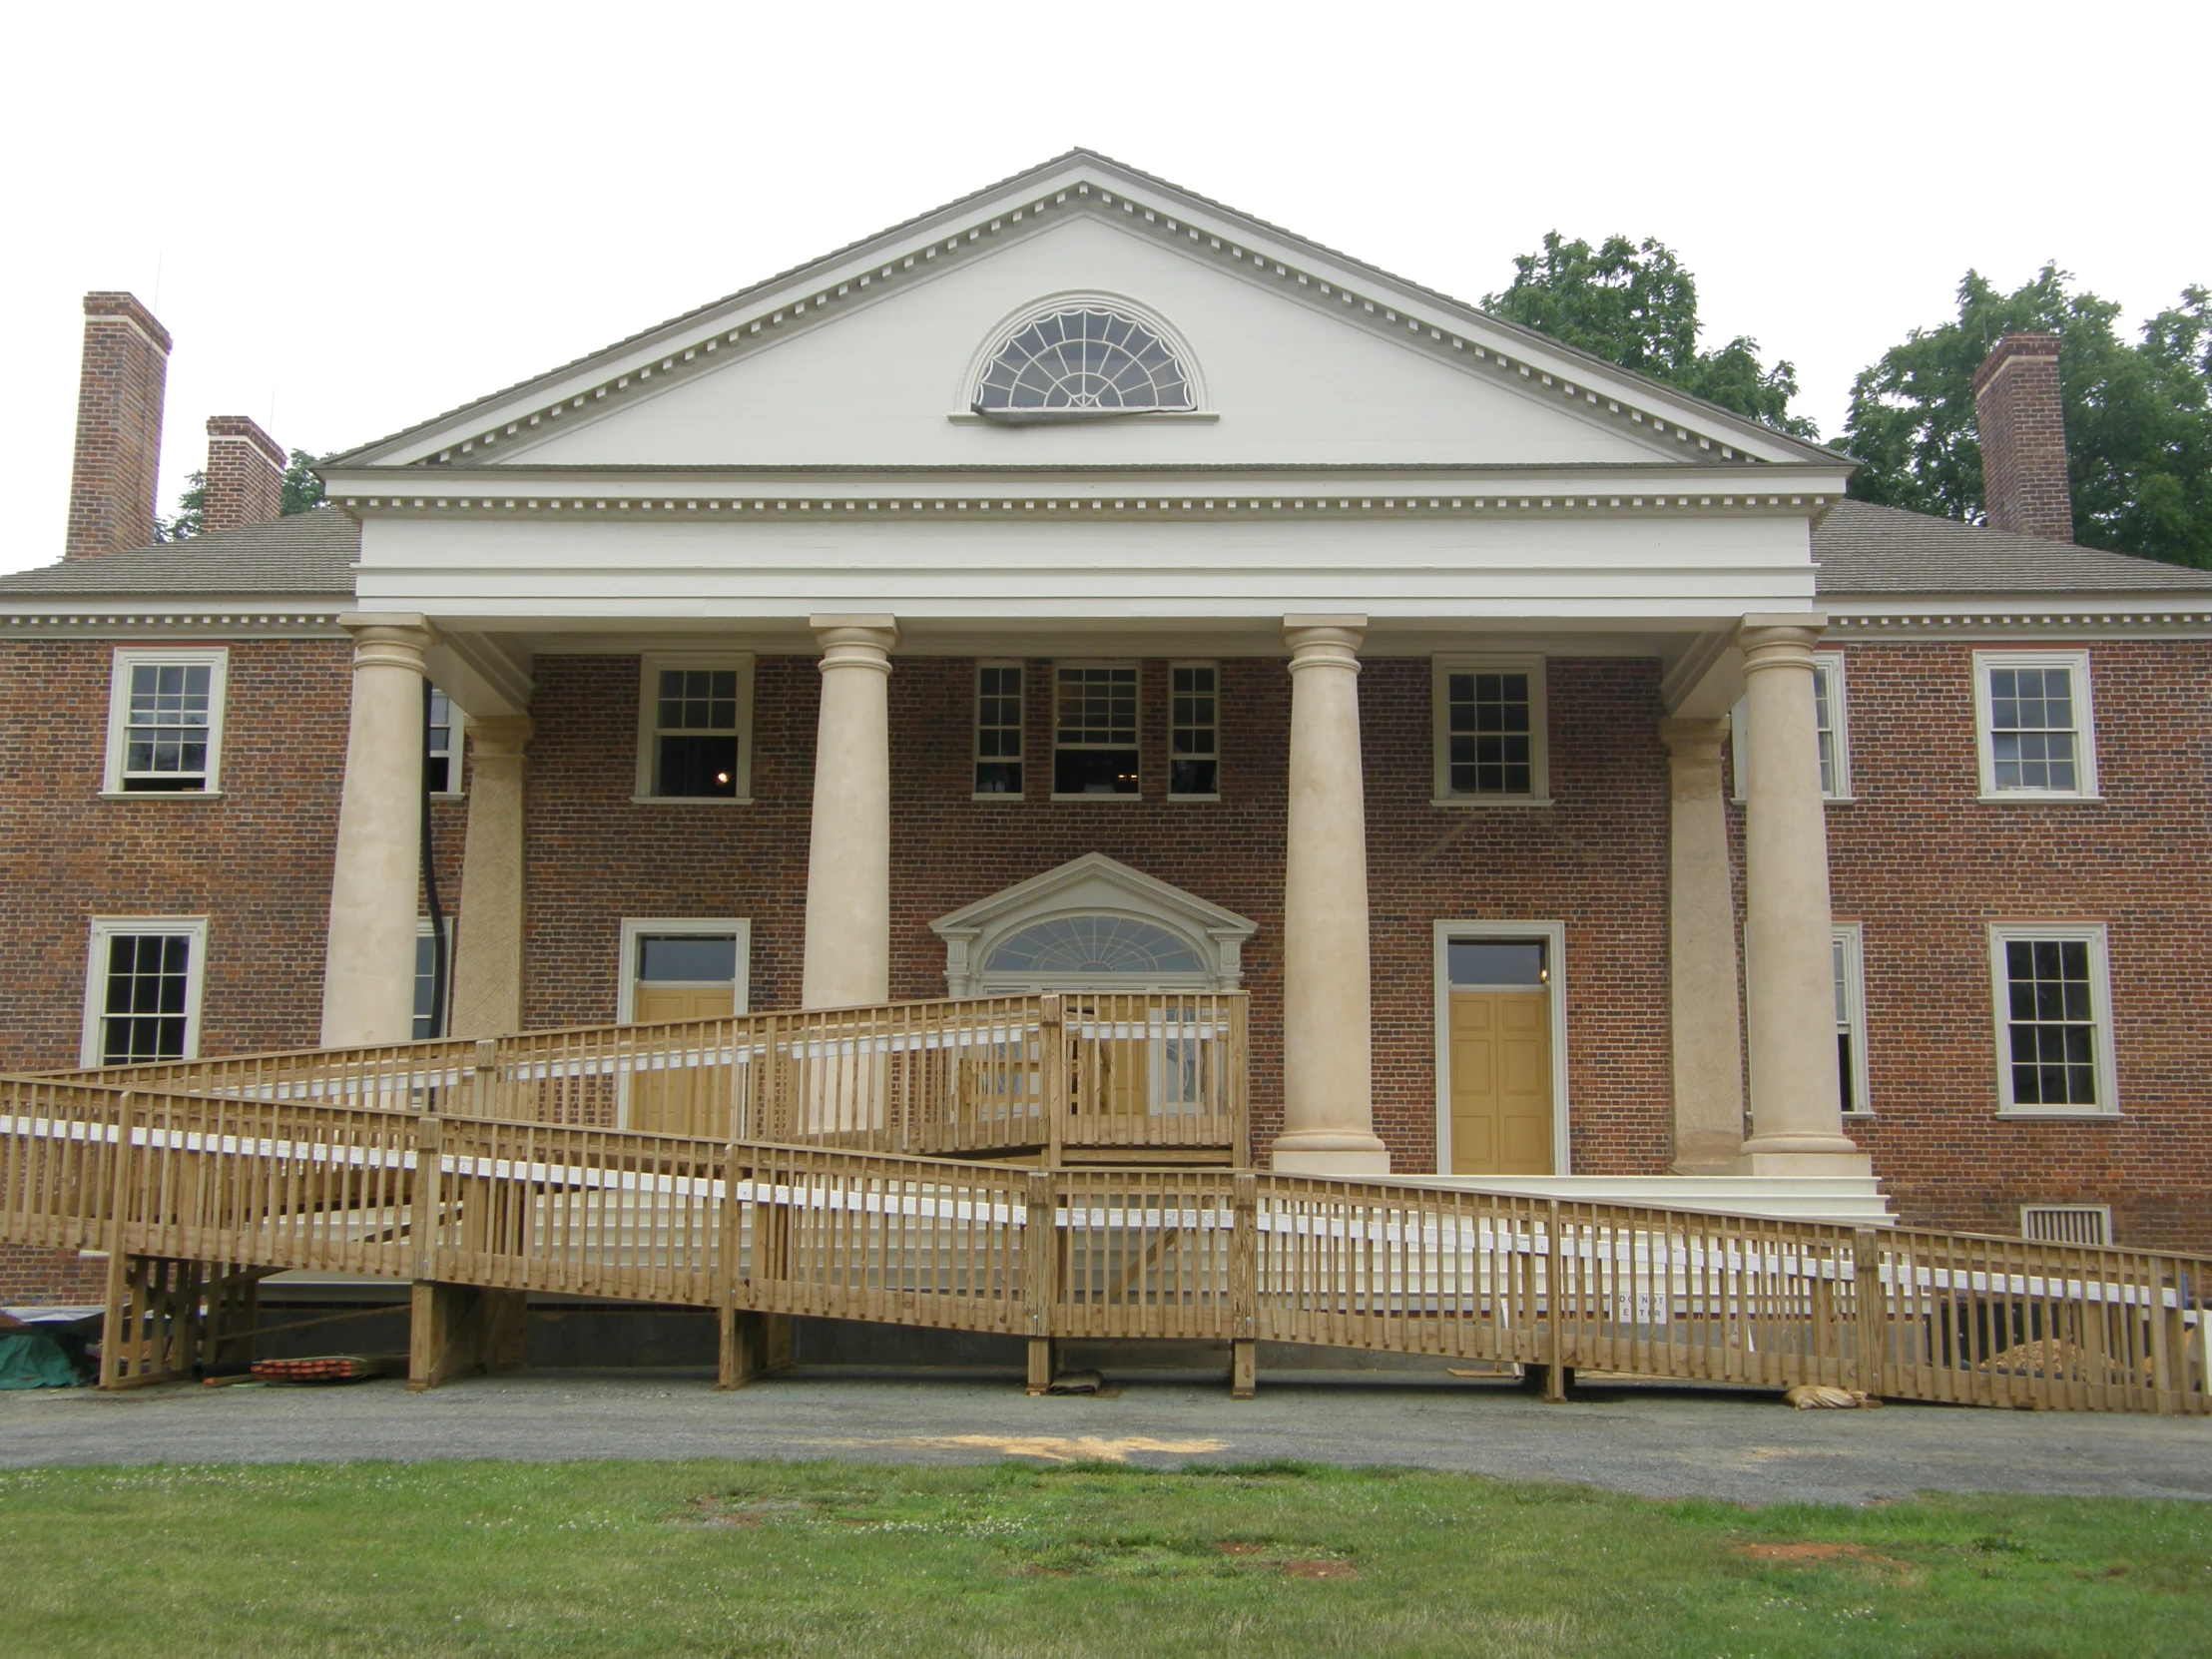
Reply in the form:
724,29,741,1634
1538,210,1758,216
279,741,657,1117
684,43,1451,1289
100,789,222,801
1976,791,2102,805
1994,1108,2121,1121
631,795,755,807
1431,796,1553,810
970,793,1027,804
1050,794,1144,804
1167,795,1221,804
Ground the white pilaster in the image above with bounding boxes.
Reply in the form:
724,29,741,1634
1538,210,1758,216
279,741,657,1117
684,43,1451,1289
450,715,532,1038
801,616,897,1010
1659,717,1746,1173
320,614,434,1047
1272,616,1388,1177
1736,616,1869,1174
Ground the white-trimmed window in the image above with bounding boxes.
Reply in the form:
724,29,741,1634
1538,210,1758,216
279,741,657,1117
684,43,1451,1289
1053,663,1139,798
635,654,754,803
424,688,462,797
1989,923,2117,1116
413,918,455,1040
973,662,1025,798
1833,923,1871,1115
103,647,228,795
1974,650,2097,800
80,917,208,1066
1169,663,1219,800
1433,656,1549,805
1734,653,1851,803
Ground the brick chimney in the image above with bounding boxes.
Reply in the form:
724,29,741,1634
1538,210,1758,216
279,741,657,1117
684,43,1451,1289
65,291,173,560
1972,333,2074,542
203,415,287,533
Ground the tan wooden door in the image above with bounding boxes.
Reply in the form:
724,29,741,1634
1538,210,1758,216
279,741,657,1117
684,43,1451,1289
630,984,736,1136
1449,990,1552,1176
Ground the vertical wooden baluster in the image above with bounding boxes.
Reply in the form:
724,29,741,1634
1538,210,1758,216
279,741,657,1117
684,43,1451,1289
97,1093,138,1389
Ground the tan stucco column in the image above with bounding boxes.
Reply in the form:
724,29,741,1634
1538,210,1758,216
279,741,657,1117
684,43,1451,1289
1272,616,1389,1177
449,716,532,1038
320,614,434,1047
801,616,897,1010
1736,616,1869,1173
1659,717,1747,1174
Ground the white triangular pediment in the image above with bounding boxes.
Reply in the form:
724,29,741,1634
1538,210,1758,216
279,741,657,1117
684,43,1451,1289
332,153,1831,476
929,852,1257,994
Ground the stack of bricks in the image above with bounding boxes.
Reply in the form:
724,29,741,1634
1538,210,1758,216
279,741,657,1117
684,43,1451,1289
63,293,171,561
202,415,287,533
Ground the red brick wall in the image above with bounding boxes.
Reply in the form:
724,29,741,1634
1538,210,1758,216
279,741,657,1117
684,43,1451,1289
0,1248,107,1307
517,653,1674,1174
65,293,172,562
1735,638,2212,1249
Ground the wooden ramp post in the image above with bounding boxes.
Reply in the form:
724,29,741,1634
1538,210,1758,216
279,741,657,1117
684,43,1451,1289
1025,1170,1057,1394
408,1283,527,1391
1230,1173,1257,1398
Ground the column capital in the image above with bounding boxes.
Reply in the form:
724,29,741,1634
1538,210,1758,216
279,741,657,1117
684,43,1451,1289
1658,716,1730,766
466,715,533,758
1283,614,1367,671
810,614,898,674
1736,614,1829,674
338,613,434,674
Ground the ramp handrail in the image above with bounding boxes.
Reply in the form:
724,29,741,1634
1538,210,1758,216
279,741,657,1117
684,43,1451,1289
4,1074,2202,1413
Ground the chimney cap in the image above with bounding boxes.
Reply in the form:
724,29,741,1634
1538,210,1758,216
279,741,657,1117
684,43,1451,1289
81,290,173,354
1972,331,2061,396
206,414,288,469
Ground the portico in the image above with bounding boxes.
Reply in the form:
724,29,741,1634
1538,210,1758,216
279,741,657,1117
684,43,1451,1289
304,149,1876,1201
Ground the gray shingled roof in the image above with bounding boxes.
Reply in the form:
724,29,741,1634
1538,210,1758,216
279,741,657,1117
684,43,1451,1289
8,495,2207,605
1813,499,2212,596
0,510,358,597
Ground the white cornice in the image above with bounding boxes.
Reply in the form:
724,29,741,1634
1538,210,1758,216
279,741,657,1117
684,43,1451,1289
0,605,348,639
1826,605,2212,640
330,159,1833,475
328,476,1840,525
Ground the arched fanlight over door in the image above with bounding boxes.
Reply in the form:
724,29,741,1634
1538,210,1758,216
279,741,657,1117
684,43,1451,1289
982,914,1206,979
972,306,1195,416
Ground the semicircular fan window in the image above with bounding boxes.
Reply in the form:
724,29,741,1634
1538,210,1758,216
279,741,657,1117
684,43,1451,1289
974,308,1194,414
983,915,1205,977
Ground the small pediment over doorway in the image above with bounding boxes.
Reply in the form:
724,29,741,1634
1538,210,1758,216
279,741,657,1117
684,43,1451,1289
929,852,1257,996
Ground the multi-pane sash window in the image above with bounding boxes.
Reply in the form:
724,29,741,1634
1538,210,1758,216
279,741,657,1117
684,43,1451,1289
1054,665,1139,796
1975,651,2096,799
80,918,207,1067
1170,664,1219,798
1433,659,1548,802
1731,655,1850,803
974,663,1025,797
1989,925,2116,1114
104,649,228,795
636,656,754,802
425,689,457,794
1833,923,1870,1114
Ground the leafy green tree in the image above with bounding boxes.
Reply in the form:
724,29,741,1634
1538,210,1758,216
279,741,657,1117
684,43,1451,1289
155,471,207,542
1484,232,1819,438
156,449,325,541
280,448,326,516
1844,266,2212,568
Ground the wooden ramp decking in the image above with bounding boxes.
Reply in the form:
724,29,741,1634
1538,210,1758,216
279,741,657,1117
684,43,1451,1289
3,993,2205,1414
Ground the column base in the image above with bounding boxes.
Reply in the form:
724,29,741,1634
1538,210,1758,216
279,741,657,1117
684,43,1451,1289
1732,1148,1874,1179
1671,1129,1748,1177
1270,1133,1390,1178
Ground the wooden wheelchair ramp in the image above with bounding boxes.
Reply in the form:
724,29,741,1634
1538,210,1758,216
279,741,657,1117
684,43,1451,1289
5,1070,2205,1413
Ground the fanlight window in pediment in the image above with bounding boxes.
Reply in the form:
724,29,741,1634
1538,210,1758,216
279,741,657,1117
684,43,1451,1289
974,307,1194,414
982,915,1205,978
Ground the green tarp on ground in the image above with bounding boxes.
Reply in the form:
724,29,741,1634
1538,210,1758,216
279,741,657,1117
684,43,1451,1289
0,1329,84,1388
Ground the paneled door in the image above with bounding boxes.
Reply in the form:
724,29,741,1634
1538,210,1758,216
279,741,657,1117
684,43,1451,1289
628,933,739,1136
1448,989,1553,1176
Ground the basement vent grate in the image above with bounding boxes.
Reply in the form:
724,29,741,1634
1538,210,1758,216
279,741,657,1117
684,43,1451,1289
2021,1205,2111,1247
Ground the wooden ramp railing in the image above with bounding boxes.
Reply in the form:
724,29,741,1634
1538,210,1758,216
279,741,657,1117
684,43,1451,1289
3,1077,2204,1413
49,993,1250,1167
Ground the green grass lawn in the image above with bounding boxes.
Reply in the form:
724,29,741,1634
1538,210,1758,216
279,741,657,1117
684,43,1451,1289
1,1458,2205,1657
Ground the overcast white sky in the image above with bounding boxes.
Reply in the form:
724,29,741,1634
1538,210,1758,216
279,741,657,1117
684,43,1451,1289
3,0,2200,574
